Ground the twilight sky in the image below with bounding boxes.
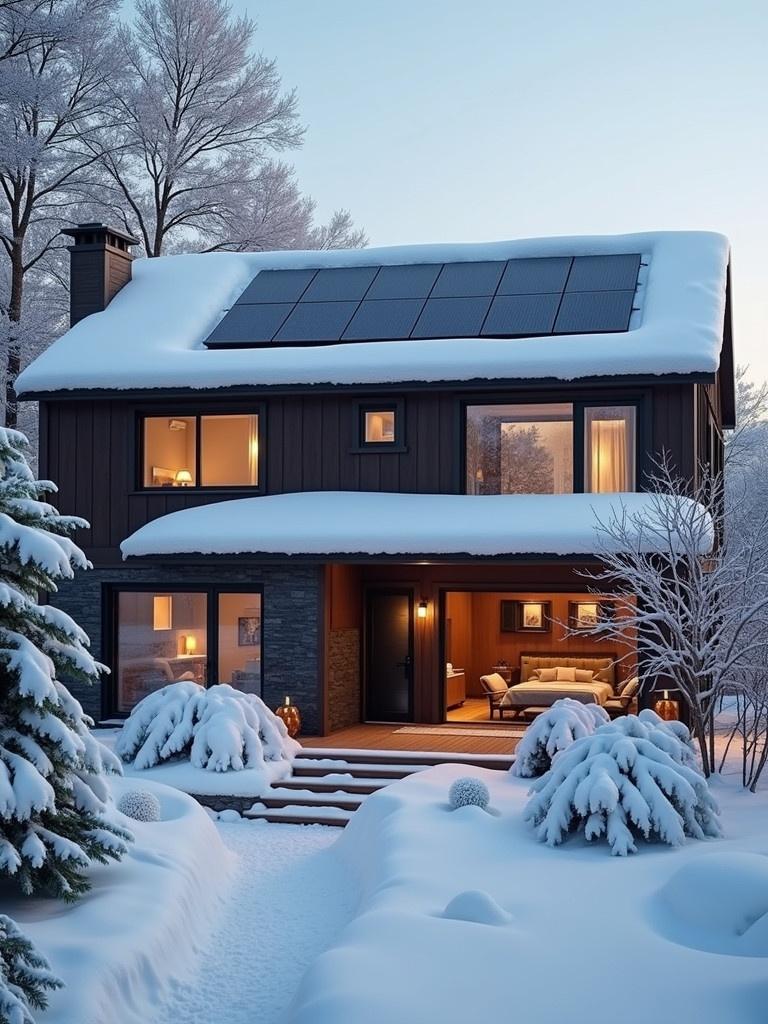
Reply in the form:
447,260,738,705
237,0,767,378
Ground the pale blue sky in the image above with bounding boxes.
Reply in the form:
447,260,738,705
239,1,767,375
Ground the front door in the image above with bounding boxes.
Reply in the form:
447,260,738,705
364,589,414,722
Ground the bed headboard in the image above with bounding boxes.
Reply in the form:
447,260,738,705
520,652,618,686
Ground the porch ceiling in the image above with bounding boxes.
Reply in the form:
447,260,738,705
119,490,712,560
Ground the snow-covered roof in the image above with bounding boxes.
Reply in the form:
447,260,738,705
119,491,713,560
17,231,730,396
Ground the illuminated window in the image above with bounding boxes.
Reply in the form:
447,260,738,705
142,413,260,488
365,410,396,444
218,593,262,695
585,406,636,493
466,403,574,494
356,401,404,450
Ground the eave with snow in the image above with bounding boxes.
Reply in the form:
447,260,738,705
20,224,733,737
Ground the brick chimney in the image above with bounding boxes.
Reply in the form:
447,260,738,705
61,222,139,326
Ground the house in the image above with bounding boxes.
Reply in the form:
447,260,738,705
16,226,734,735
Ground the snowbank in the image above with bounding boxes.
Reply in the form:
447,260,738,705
16,231,729,395
8,776,233,1024
287,765,768,1024
120,490,714,559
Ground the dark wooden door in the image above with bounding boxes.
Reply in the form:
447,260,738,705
364,589,414,722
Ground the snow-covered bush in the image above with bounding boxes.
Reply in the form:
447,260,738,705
524,713,721,856
510,699,609,778
0,914,63,1022
448,776,490,811
116,682,300,773
0,428,131,900
117,790,161,823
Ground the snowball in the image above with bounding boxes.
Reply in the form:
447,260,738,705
448,777,490,811
217,809,242,823
442,890,512,926
118,790,162,823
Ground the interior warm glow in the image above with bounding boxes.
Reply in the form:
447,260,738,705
184,634,197,655
201,413,259,486
586,407,636,492
417,600,428,619
365,410,396,443
152,594,172,631
175,468,193,485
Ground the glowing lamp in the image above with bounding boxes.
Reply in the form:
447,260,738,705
275,696,301,738
654,690,680,721
417,599,428,619
183,634,197,656
175,469,193,486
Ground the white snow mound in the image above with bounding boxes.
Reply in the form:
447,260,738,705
442,890,513,926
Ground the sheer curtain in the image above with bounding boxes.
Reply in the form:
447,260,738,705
248,414,259,486
588,408,635,492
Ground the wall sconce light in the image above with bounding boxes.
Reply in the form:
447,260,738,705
175,469,193,487
417,599,428,619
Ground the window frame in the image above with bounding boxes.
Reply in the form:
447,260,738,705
460,393,645,495
136,404,265,493
351,398,406,453
103,582,265,718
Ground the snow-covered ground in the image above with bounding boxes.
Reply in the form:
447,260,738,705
288,765,768,1024
153,821,358,1024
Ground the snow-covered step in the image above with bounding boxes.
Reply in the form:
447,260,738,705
261,788,366,812
244,802,354,827
277,776,391,795
297,748,515,771
292,761,429,780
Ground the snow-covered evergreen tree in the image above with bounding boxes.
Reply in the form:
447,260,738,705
0,428,131,900
524,712,720,856
0,914,62,1023
510,699,609,778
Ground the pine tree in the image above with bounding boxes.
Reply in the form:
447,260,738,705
0,914,63,1023
0,427,131,900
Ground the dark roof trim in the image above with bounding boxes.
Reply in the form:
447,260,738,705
120,550,605,566
22,371,717,404
718,265,736,430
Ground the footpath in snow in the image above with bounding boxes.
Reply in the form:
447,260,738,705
154,821,358,1024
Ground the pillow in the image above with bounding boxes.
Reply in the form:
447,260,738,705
574,668,594,683
620,677,640,698
594,667,613,683
537,668,557,682
556,667,576,682
528,669,541,680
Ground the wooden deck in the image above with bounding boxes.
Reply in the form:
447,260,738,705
301,721,523,755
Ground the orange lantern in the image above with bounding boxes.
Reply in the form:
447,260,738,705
275,696,302,738
654,690,680,722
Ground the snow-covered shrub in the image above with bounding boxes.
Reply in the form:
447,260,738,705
524,714,721,856
510,699,609,778
0,914,63,1022
117,790,162,823
116,682,300,773
0,429,132,900
448,776,490,811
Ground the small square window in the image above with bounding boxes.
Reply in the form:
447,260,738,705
365,410,396,444
354,400,405,451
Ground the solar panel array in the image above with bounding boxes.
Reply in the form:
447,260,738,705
204,253,642,348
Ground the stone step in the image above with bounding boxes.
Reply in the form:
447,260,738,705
244,803,353,827
297,748,514,771
292,762,426,780
262,788,366,812
276,777,391,795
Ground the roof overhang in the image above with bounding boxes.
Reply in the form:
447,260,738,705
119,491,713,561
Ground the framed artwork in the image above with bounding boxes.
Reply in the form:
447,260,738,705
500,600,552,633
569,600,614,630
238,616,261,646
151,466,176,487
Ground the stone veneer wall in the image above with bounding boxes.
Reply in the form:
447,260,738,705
327,627,361,732
50,563,324,734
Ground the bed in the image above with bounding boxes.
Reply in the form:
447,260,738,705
497,653,618,715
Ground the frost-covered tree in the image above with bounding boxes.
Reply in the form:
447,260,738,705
524,712,720,856
0,0,119,426
0,914,62,1022
0,427,131,899
510,699,609,778
571,458,768,777
116,682,299,772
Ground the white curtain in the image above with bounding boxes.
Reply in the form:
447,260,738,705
248,415,259,486
589,418,628,492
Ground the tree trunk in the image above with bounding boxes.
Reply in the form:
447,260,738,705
4,242,25,429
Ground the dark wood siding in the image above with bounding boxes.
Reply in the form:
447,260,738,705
40,382,701,566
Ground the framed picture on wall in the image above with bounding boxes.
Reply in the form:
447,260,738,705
517,601,551,632
569,600,615,630
238,616,261,646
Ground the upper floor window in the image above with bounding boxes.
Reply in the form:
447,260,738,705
465,400,637,495
354,399,405,452
466,403,574,494
142,413,260,489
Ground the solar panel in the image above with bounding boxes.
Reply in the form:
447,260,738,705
431,261,505,298
481,294,561,336
497,257,572,295
272,301,359,343
566,254,641,292
365,263,441,300
411,296,492,338
342,299,425,341
236,269,317,304
205,303,294,345
554,290,635,334
300,266,379,302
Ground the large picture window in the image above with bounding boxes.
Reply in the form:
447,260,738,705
585,406,636,493
142,413,260,489
114,588,263,713
466,403,574,494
